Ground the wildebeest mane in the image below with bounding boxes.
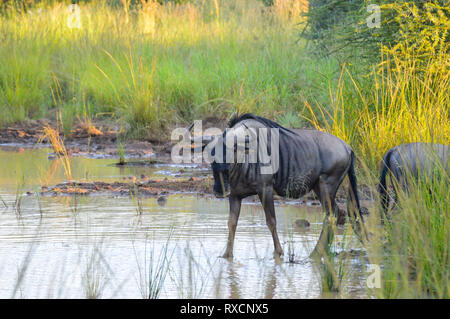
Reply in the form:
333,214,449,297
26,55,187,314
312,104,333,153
227,113,296,135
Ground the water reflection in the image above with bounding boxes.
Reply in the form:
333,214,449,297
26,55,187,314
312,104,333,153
0,147,368,298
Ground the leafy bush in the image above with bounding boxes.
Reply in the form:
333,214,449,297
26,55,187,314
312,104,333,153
303,1,449,61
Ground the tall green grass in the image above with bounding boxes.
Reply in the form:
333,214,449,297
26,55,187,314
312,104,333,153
366,168,449,298
304,52,449,170
0,0,318,137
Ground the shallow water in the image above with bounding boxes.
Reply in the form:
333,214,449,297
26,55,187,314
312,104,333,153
0,146,368,298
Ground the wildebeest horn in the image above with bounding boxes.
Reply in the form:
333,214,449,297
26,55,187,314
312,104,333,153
186,122,217,147
191,135,215,144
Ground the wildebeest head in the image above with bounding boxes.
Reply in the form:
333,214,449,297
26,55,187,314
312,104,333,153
188,125,249,198
186,124,229,197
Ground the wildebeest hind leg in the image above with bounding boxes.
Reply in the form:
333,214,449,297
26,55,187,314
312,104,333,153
222,195,242,258
311,176,340,258
258,186,284,257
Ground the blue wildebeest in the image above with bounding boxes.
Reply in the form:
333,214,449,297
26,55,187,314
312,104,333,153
378,142,449,220
187,114,366,258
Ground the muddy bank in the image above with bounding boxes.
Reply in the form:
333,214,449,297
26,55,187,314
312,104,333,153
39,177,212,197
39,177,375,208
0,117,225,159
0,118,169,159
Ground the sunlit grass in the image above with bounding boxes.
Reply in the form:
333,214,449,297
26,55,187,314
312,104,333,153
303,52,449,170
365,167,449,298
0,0,314,138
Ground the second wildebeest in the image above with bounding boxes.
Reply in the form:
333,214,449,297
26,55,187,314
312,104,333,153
378,142,449,219
188,114,366,258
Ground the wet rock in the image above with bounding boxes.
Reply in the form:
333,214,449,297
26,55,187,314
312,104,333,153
294,219,310,228
157,196,167,206
306,200,320,207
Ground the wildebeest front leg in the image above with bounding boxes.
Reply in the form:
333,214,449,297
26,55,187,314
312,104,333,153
222,195,242,258
258,187,284,256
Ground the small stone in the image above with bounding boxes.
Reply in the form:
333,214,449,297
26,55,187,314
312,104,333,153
294,219,310,228
306,200,320,206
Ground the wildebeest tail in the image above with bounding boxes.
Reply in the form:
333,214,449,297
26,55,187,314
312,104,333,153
378,149,393,214
347,151,368,242
347,151,362,215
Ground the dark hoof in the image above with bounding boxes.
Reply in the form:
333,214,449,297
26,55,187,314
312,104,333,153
221,252,233,259
336,208,346,225
273,246,284,257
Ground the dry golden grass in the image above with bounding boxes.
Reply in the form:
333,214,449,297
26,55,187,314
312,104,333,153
38,125,72,181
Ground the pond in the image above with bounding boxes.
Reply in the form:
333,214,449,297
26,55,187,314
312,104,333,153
0,146,368,298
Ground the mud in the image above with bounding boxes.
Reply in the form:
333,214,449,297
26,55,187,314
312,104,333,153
38,176,375,214
39,177,212,197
